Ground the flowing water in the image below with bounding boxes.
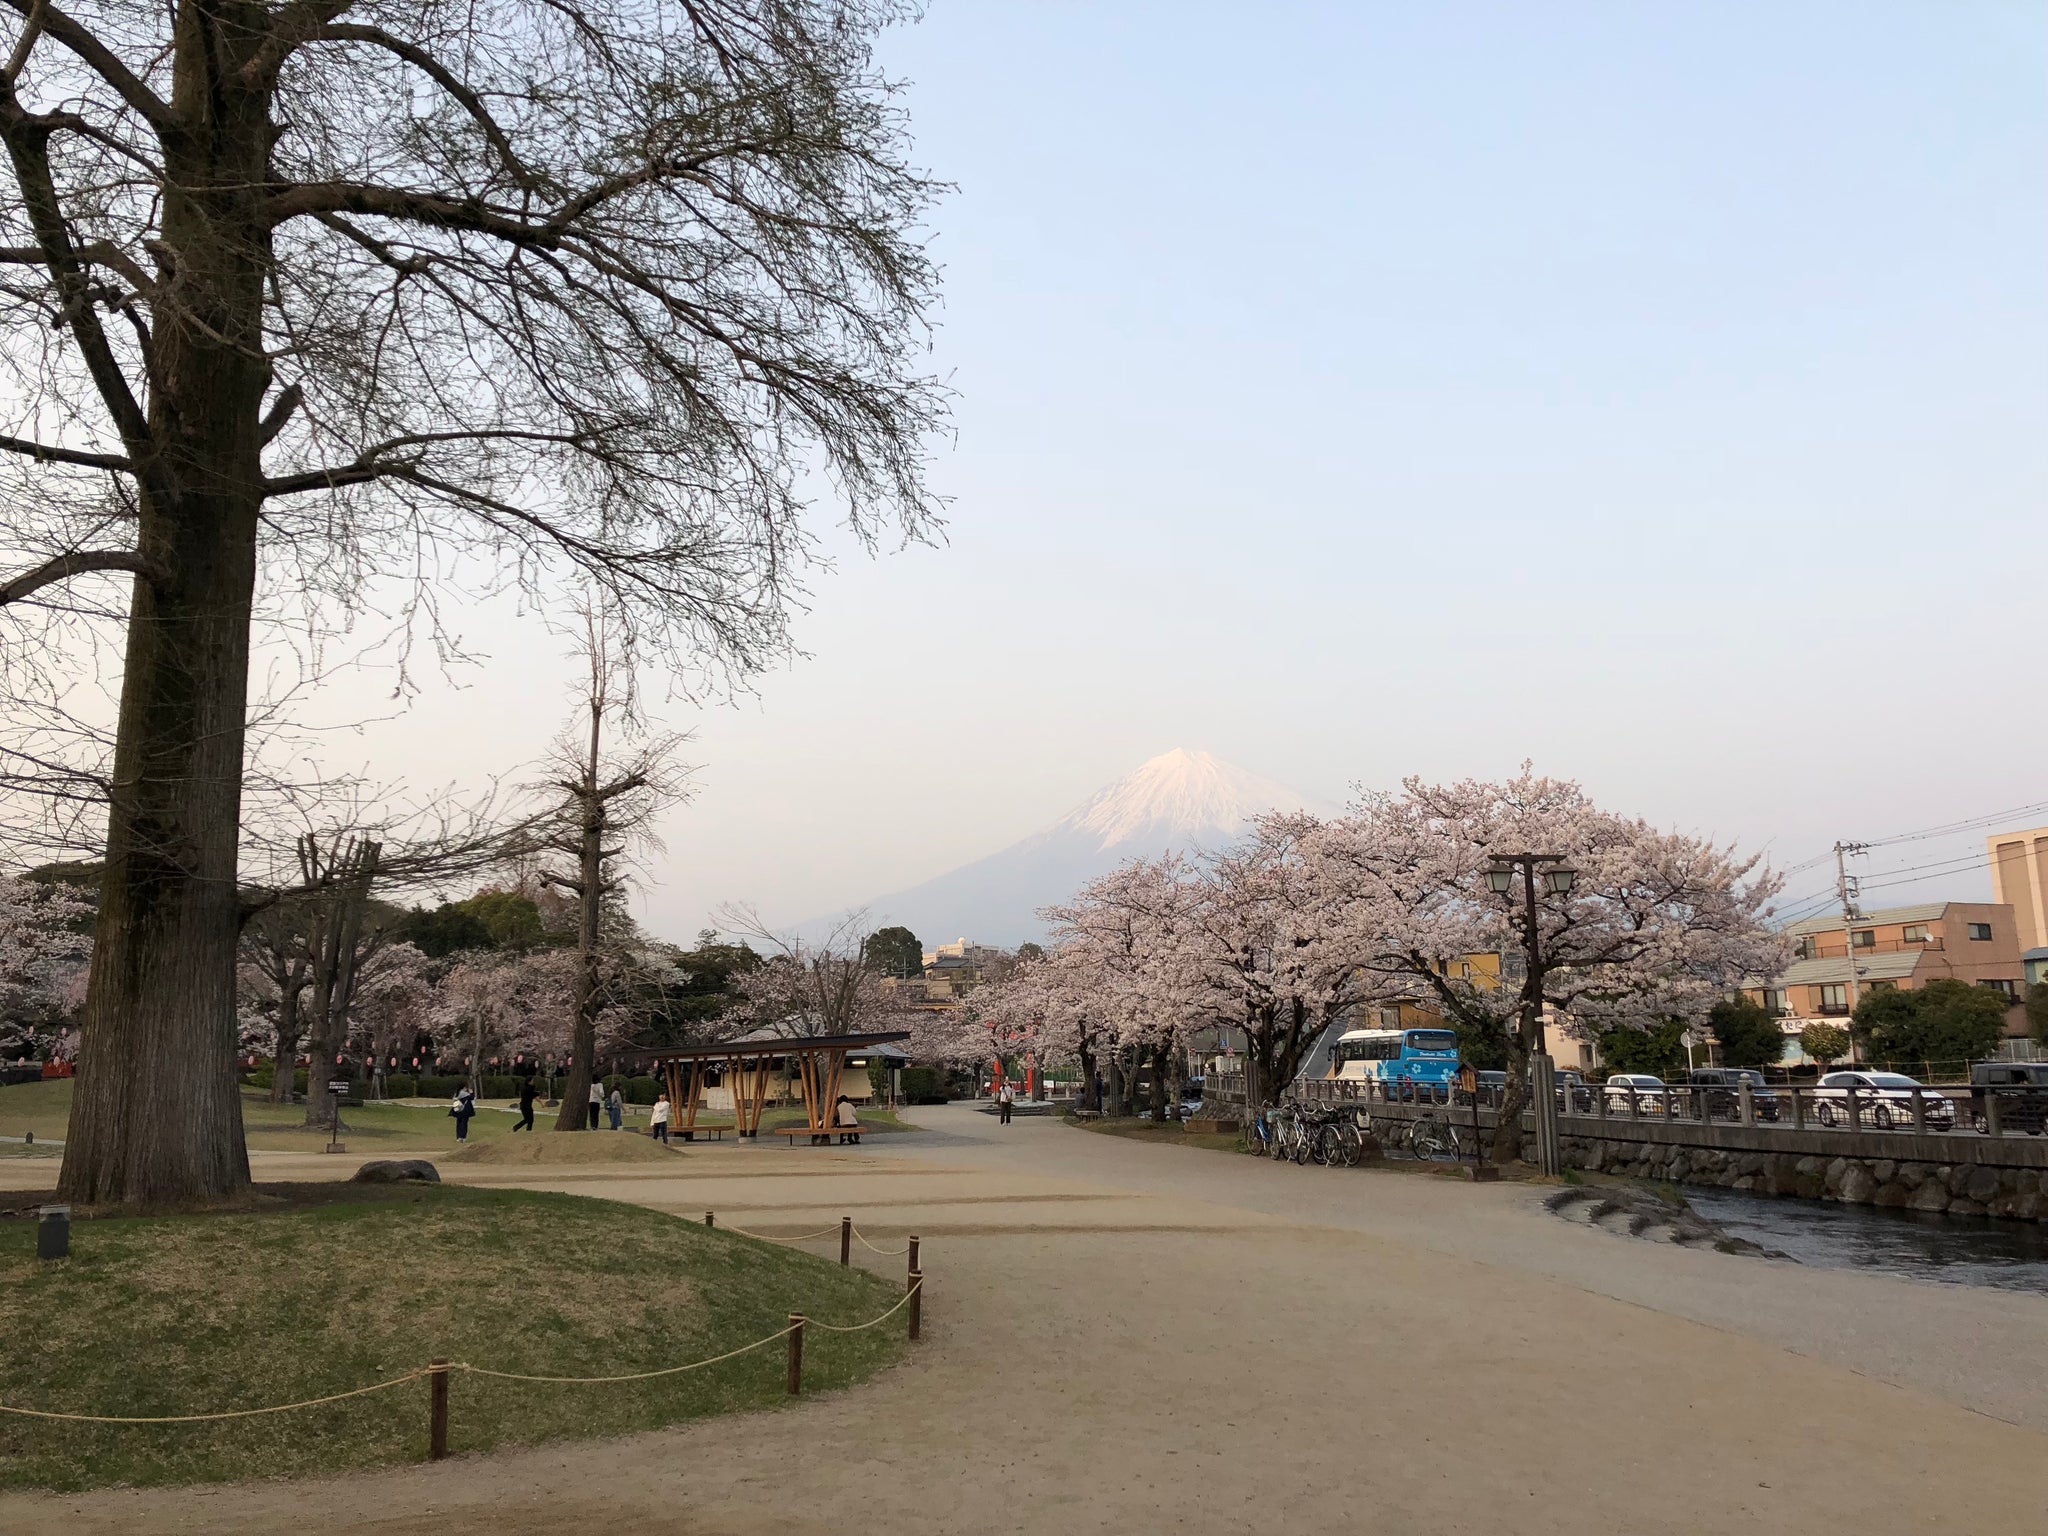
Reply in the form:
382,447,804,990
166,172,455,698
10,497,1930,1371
1685,1188,2048,1295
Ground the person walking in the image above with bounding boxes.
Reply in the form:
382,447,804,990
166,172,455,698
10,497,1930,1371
514,1075,538,1132
650,1091,672,1145
607,1083,624,1130
587,1078,603,1130
998,1079,1015,1126
451,1084,477,1144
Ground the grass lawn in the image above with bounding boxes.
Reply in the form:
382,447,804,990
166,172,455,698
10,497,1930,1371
0,1081,915,1159
1069,1115,1245,1154
0,1183,908,1491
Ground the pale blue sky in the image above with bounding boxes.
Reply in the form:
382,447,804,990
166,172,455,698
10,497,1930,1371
325,2,2048,937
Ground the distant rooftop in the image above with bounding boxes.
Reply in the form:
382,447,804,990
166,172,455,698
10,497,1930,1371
1785,901,1964,936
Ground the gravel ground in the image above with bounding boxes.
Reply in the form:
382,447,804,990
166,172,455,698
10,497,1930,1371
1,1108,2040,1534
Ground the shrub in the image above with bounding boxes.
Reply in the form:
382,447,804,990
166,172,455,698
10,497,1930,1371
481,1074,523,1099
417,1074,467,1100
900,1066,949,1103
383,1073,418,1099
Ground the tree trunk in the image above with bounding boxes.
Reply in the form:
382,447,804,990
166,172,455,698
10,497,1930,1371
1103,1048,1122,1117
1148,1042,1169,1121
58,30,277,1207
301,841,379,1130
268,983,304,1103
552,782,605,1131
1078,1039,1098,1112
1492,1044,1532,1164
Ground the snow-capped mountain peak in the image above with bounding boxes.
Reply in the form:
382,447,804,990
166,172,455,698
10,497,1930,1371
855,749,1328,943
1063,748,1314,850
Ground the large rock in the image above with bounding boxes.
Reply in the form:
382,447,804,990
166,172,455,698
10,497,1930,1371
1836,1162,1878,1205
353,1159,441,1184
1907,1181,1950,1213
1965,1166,2002,1205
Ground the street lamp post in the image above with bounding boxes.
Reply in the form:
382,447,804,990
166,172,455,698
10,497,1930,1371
1485,854,1577,1176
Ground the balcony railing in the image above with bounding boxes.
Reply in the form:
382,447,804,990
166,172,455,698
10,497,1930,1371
1799,937,1942,960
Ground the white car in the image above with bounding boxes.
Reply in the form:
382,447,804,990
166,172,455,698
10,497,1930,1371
1809,1071,1956,1131
1602,1074,1676,1115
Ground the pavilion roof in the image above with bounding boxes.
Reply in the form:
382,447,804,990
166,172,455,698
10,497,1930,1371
628,1028,910,1063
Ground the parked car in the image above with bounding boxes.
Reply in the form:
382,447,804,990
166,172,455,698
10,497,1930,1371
1810,1071,1956,1130
1684,1067,1782,1123
1602,1073,1677,1115
1451,1070,1507,1108
1554,1069,1594,1113
1967,1061,2048,1135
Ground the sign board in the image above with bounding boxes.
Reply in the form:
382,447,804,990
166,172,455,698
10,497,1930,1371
327,1080,350,1094
1456,1063,1478,1095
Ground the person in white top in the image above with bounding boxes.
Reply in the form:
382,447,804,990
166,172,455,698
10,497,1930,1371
997,1079,1015,1125
649,1091,672,1145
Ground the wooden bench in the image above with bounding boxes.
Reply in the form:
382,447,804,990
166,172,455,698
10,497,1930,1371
775,1125,863,1145
674,1126,725,1142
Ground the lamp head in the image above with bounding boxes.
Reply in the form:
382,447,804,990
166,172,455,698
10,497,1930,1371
1484,865,1514,895
1546,867,1578,896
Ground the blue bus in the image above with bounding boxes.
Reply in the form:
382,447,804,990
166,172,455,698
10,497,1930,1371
1328,1027,1462,1097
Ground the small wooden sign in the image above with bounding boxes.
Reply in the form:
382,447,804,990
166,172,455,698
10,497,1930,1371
1457,1063,1478,1095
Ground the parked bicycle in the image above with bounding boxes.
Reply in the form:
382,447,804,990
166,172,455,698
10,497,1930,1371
1403,1111,1464,1161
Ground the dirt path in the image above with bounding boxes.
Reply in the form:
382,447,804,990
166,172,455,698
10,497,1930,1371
4,1109,2041,1534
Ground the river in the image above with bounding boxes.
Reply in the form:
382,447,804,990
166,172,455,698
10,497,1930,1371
1685,1188,2048,1295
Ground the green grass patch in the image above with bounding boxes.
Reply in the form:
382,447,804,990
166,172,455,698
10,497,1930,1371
0,1184,906,1491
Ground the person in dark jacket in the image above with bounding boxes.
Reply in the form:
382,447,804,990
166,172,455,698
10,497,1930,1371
451,1085,477,1143
514,1076,538,1132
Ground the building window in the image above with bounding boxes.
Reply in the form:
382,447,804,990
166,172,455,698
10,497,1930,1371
1968,922,1993,942
1819,983,1849,1015
1852,930,1875,949
1763,988,1788,1016
1866,980,1896,994
1902,924,1929,944
1982,979,2018,1000
1793,937,1815,960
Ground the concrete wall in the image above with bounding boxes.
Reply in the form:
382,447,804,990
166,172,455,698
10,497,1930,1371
1351,1099,2048,1222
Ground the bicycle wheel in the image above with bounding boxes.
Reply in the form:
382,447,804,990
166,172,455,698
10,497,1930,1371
1331,1122,1363,1167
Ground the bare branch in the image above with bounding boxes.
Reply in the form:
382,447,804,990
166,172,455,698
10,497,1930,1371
1,548,162,607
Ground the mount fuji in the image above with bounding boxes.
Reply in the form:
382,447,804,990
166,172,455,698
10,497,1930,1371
860,749,1330,947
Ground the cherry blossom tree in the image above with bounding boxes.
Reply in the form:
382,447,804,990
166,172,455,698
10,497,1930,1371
0,873,91,1062
432,949,578,1092
1304,768,1788,1162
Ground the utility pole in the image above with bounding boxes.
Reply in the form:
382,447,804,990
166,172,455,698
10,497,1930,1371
1834,840,1869,1060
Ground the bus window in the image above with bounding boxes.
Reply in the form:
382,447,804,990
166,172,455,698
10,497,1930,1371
1404,1030,1457,1055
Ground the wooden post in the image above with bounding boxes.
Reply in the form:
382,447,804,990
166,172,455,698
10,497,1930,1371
428,1359,449,1461
907,1234,920,1282
840,1215,851,1266
907,1271,922,1341
786,1315,805,1395
705,1210,715,1229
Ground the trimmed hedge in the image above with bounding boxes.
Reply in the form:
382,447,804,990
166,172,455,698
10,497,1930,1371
900,1066,950,1104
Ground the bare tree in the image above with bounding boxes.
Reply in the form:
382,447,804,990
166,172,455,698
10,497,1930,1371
537,602,692,1130
0,1,945,1205
718,905,901,1039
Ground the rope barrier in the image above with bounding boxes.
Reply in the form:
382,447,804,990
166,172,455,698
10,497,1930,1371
455,1326,799,1385
721,1223,843,1243
851,1226,910,1257
0,1369,434,1425
806,1275,921,1333
0,1281,921,1423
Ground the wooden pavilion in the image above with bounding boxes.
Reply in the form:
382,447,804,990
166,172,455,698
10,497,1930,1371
634,1029,912,1140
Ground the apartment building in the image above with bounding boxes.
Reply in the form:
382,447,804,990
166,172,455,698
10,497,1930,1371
1989,826,2048,989
1758,902,2028,1047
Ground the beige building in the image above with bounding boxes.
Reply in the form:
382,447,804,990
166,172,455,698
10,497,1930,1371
1989,826,2048,951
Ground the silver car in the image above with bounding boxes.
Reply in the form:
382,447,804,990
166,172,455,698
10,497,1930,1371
1810,1071,1956,1130
1602,1073,1678,1116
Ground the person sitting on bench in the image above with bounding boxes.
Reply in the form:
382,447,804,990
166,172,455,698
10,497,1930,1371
833,1094,862,1145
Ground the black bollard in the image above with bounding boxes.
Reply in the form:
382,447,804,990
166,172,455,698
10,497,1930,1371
37,1204,70,1261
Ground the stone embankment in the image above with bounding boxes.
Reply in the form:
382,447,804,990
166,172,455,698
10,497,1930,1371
1565,1135,2046,1220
